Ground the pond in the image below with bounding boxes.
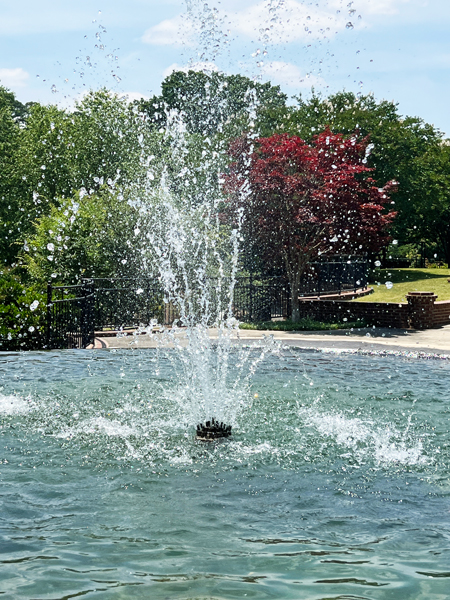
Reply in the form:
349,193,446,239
1,347,449,599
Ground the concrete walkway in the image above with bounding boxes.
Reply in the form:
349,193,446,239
94,324,450,355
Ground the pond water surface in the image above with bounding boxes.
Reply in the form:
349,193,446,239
1,348,449,599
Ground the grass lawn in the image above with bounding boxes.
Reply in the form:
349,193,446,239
354,268,450,303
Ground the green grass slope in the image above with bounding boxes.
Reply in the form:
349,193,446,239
355,268,450,303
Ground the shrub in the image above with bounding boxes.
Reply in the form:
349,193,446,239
0,271,46,351
239,318,367,331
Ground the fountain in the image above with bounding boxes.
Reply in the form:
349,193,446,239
2,1,450,598
2,348,450,597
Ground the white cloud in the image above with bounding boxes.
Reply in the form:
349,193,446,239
142,0,413,52
142,16,193,46
360,0,411,15
261,61,326,88
0,67,29,88
231,0,355,45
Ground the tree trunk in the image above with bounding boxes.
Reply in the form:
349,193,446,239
439,231,450,267
289,275,301,323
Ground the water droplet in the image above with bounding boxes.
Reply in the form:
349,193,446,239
374,260,381,267
30,301,39,312
385,281,394,290
346,22,354,29
392,239,398,245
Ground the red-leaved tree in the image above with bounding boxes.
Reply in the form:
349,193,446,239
225,129,396,321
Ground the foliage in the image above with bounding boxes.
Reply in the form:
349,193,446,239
1,88,165,268
239,317,367,331
407,143,450,266
226,129,396,321
23,187,140,284
0,85,34,123
0,100,22,265
0,270,46,351
137,70,287,137
276,91,443,250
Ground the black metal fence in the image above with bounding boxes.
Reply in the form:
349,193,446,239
46,281,95,349
299,260,368,297
88,278,177,331
46,260,367,349
232,276,291,322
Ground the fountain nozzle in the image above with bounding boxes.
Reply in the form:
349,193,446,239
196,417,232,441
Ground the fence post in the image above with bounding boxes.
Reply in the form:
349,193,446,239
249,273,253,322
81,280,95,348
317,266,322,298
46,282,52,349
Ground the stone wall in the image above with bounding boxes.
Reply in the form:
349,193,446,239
299,291,450,329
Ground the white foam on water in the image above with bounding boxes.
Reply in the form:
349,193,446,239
373,431,427,466
300,406,429,467
230,440,280,458
56,416,138,439
302,409,372,448
0,394,34,415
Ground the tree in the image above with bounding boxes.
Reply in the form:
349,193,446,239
408,143,450,265
226,130,396,321
0,85,34,123
0,101,22,265
277,91,442,249
23,187,140,284
137,70,287,137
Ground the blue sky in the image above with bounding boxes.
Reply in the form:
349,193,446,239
1,0,449,135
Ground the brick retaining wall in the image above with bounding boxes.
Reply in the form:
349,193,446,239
299,291,450,329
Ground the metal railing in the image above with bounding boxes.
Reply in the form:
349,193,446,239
232,276,291,322
46,260,367,348
46,281,95,349
87,278,173,331
299,260,367,297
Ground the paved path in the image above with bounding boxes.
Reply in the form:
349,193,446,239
94,324,450,355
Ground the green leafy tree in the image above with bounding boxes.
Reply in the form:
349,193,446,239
68,90,155,192
137,70,287,138
0,98,22,265
408,143,450,265
23,187,140,284
0,85,34,123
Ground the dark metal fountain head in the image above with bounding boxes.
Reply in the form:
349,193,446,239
196,417,232,441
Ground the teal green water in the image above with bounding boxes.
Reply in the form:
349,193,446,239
1,348,450,599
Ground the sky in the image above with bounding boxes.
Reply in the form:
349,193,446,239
1,0,449,135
